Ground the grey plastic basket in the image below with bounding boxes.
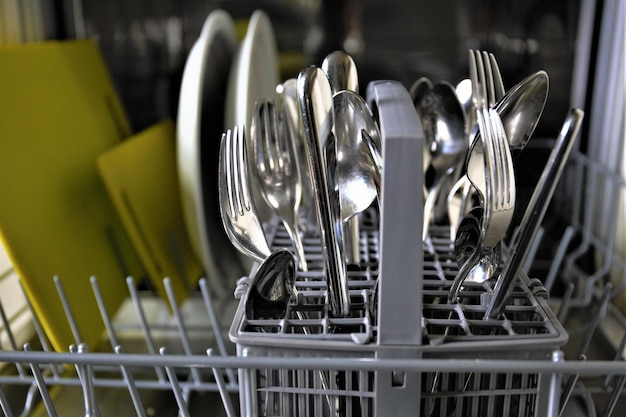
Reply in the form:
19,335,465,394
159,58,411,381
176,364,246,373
229,81,568,417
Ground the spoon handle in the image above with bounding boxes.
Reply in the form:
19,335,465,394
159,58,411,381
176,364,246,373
297,66,350,317
484,108,584,319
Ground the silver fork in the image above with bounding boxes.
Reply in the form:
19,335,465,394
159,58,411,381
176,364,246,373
449,51,515,301
447,52,506,240
474,50,515,248
251,99,308,271
218,125,272,263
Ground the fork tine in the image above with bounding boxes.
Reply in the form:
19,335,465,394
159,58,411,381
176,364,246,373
475,50,488,109
236,125,253,213
231,126,242,216
265,102,279,174
275,105,292,175
493,109,514,205
469,50,479,108
488,108,505,209
481,51,495,107
489,53,505,101
222,130,236,218
483,52,510,205
478,51,506,208
270,102,285,175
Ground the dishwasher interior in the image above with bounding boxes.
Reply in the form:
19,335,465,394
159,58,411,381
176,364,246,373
0,0,624,416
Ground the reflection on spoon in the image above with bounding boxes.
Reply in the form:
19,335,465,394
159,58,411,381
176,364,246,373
412,79,467,240
449,207,483,302
245,249,295,320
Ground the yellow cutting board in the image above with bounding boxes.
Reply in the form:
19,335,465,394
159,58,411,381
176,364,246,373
97,119,203,304
0,40,144,352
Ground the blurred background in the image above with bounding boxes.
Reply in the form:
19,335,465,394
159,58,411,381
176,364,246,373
1,0,583,138
2,0,618,301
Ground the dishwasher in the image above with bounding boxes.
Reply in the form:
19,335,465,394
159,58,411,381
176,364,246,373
0,1,624,416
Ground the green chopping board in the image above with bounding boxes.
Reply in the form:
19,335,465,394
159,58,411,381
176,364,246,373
97,119,203,304
0,40,144,351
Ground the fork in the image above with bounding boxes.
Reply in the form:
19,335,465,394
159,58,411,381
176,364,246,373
447,52,506,240
449,51,515,301
218,125,272,264
251,99,308,271
472,50,515,248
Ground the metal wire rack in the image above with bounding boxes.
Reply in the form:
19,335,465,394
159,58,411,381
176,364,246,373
0,137,622,417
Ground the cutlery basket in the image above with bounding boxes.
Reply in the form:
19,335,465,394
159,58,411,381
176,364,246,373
229,222,568,417
229,80,567,417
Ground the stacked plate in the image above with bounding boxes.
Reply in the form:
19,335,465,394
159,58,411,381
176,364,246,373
176,9,279,296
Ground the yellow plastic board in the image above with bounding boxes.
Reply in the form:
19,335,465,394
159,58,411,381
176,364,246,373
0,40,144,351
97,119,203,304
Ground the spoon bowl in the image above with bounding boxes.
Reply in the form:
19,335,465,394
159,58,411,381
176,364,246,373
245,249,296,320
334,90,381,221
322,50,359,94
449,207,501,302
412,80,467,239
495,70,549,156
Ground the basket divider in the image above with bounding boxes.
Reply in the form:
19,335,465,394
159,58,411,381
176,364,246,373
366,80,424,416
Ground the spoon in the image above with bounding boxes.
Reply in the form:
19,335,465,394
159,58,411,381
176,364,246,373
321,50,359,94
455,78,474,136
448,206,503,302
409,77,433,187
411,79,467,240
494,70,549,157
245,248,296,320
448,207,485,301
333,90,381,265
244,248,338,414
297,66,350,317
322,51,367,266
277,79,316,235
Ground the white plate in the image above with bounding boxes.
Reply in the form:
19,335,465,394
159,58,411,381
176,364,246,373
225,9,280,232
176,9,244,295
225,9,279,130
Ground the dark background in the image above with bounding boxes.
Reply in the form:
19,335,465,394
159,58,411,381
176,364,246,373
63,0,583,138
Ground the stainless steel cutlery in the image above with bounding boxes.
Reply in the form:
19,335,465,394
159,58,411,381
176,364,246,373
217,48,582,328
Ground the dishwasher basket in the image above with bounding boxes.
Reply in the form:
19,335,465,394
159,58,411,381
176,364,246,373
230,222,568,417
226,80,568,417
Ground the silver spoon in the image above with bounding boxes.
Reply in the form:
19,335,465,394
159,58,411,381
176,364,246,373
245,248,296,320
494,70,549,157
277,79,316,235
409,77,434,189
322,51,366,266
448,206,503,302
455,78,474,136
411,79,467,240
321,50,359,94
333,90,381,265
245,248,338,414
297,66,350,317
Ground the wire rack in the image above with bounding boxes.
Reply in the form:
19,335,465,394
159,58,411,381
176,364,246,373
0,134,623,417
0,105,625,417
